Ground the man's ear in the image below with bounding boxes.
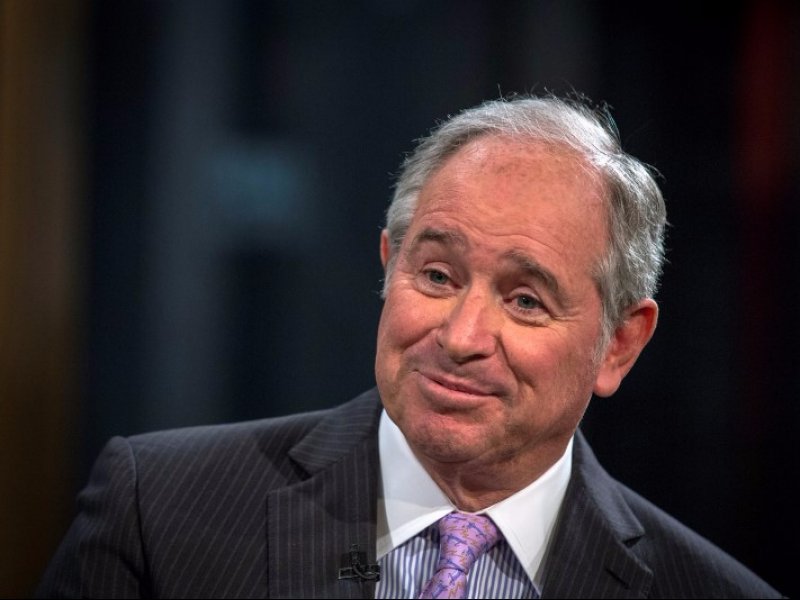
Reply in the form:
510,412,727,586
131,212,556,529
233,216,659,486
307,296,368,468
593,299,659,398
380,229,391,270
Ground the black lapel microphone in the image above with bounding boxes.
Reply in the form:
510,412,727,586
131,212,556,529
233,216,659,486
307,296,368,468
338,544,381,582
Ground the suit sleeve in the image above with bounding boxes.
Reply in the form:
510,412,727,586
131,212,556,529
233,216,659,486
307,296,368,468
36,436,149,599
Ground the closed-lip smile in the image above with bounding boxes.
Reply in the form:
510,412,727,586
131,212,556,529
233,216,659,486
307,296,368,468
417,370,496,397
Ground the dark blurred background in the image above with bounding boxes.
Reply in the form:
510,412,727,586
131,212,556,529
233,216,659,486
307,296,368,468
2,1,798,597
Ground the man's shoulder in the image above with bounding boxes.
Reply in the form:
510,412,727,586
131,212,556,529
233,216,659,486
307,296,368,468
115,388,382,482
38,390,382,598
617,483,781,598
566,431,782,598
126,404,325,459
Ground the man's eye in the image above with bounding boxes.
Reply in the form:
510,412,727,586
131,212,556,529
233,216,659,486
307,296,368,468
515,295,541,310
426,270,449,285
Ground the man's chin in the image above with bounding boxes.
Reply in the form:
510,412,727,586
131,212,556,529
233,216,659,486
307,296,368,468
404,418,495,465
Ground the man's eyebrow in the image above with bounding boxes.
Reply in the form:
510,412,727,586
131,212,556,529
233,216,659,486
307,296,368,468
503,250,564,301
406,232,569,305
408,227,469,251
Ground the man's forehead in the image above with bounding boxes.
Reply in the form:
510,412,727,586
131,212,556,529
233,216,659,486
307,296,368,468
420,135,603,203
408,226,468,249
448,134,593,173
408,131,607,247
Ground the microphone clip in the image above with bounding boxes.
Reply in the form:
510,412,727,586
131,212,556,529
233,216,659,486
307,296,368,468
338,544,381,582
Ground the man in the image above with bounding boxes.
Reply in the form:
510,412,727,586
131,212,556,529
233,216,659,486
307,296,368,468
38,95,781,598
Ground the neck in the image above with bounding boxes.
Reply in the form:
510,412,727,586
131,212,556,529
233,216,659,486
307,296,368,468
413,439,569,512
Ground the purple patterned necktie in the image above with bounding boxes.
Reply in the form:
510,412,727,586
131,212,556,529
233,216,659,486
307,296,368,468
418,512,501,599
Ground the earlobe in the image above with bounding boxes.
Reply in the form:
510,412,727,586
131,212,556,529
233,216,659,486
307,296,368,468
380,229,391,270
593,299,659,397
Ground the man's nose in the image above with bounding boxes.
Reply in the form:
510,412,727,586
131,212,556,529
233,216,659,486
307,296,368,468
436,288,500,363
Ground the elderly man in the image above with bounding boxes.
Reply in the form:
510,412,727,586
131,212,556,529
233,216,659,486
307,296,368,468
38,96,781,598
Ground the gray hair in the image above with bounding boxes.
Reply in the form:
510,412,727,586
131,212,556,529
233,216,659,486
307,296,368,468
383,95,666,342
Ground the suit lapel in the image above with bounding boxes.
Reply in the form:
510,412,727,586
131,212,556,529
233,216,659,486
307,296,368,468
267,389,382,599
263,395,653,598
541,431,653,599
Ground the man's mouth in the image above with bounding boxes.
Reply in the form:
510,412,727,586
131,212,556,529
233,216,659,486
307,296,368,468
416,369,497,397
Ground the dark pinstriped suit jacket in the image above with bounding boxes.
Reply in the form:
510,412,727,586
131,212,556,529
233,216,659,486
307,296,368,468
38,388,781,598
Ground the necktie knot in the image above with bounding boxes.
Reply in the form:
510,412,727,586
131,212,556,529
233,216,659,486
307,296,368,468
419,512,501,598
437,512,500,572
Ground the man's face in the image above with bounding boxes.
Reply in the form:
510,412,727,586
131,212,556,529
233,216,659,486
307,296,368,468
375,135,615,478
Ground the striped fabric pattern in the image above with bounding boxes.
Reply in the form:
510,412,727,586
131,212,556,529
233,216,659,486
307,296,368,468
36,388,783,598
376,522,538,599
418,512,501,598
37,390,384,599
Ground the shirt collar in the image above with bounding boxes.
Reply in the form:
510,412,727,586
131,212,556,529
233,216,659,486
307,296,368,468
377,410,573,588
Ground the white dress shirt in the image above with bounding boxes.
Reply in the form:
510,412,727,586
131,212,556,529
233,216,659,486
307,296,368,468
376,410,573,593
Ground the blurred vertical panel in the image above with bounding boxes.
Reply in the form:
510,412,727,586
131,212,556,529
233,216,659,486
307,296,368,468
734,1,798,593
0,0,86,595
